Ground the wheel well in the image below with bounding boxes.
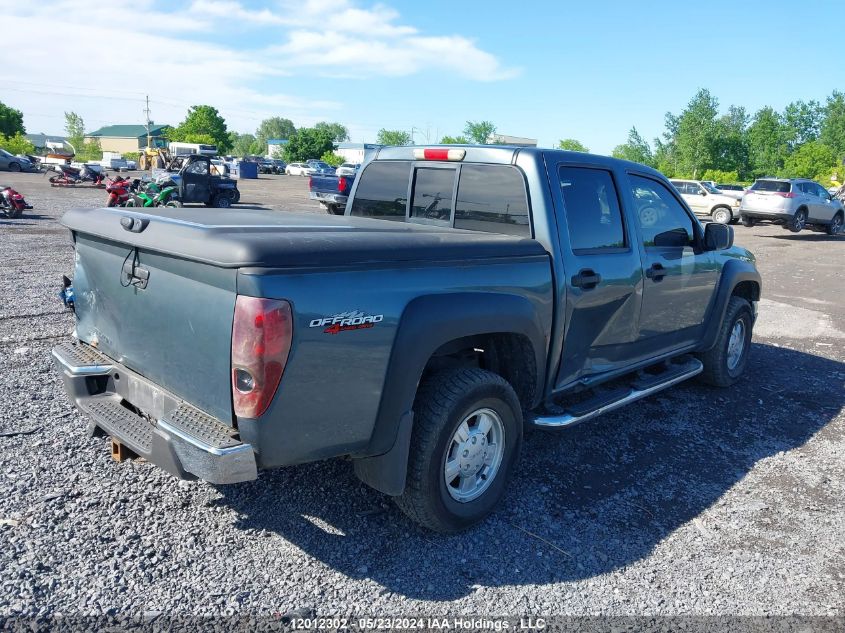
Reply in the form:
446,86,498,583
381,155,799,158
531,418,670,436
422,333,537,407
732,280,760,303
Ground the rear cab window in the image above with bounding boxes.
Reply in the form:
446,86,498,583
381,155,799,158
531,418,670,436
751,180,791,193
558,166,626,252
350,160,531,237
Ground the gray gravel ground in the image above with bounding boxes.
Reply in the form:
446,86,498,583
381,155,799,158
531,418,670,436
0,171,843,620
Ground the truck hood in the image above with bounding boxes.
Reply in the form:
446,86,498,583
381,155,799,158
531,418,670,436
62,207,547,268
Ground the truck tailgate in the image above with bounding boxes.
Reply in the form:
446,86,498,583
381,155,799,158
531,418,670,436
71,232,236,423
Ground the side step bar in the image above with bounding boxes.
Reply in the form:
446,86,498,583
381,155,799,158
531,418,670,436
532,357,703,429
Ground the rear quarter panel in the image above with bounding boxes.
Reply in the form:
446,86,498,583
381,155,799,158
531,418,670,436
236,257,553,468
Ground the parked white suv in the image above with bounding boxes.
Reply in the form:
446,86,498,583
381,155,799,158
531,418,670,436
739,178,844,235
670,179,741,224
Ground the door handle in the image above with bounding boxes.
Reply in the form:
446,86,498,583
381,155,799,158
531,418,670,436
646,263,666,281
571,268,602,289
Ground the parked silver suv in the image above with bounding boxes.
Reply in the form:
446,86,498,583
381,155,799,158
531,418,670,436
739,178,844,235
670,179,741,224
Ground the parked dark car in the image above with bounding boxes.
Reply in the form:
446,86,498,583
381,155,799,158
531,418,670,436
53,145,760,532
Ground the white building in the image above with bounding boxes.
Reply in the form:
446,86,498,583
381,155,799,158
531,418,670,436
336,142,382,164
267,139,288,158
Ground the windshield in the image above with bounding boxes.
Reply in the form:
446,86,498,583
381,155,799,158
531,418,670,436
751,180,791,193
701,182,721,194
0,149,11,157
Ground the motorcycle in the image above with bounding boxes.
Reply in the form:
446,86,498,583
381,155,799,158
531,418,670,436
0,185,32,218
125,179,181,208
48,163,105,187
105,177,139,207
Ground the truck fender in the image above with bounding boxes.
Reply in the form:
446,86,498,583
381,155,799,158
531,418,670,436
698,258,761,352
353,292,547,496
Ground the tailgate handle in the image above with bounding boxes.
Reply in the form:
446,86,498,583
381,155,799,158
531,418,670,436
120,216,149,233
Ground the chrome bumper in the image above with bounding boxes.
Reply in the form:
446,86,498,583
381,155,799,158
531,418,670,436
52,341,257,484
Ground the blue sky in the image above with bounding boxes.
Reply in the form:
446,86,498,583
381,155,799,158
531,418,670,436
2,0,841,153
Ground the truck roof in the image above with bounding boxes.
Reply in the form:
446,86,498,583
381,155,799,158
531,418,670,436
373,145,665,178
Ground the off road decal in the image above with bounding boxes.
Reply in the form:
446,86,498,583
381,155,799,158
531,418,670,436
309,311,383,334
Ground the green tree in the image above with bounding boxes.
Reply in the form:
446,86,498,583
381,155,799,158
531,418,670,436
700,169,740,184
558,138,590,152
376,129,412,146
440,135,469,144
0,102,25,137
320,150,345,167
64,111,86,151
783,100,822,150
713,106,750,178
820,90,845,160
464,120,496,144
314,122,349,143
747,107,788,177
230,132,263,157
255,117,296,144
612,127,653,165
283,127,335,162
781,141,838,180
170,105,231,152
675,89,720,178
0,132,35,155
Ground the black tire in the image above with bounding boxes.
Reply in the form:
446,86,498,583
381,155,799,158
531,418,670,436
8,162,21,172
788,208,808,233
394,367,522,533
231,190,241,204
327,205,344,215
212,193,232,208
710,206,732,225
741,215,755,227
163,199,182,208
826,212,843,236
698,296,753,387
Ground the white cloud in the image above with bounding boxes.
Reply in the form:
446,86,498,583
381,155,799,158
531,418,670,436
0,0,515,136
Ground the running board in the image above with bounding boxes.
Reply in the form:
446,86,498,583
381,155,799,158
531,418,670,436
532,358,703,429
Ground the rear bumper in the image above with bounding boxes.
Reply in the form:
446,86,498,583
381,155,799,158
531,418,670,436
739,208,794,222
52,340,257,484
309,192,348,205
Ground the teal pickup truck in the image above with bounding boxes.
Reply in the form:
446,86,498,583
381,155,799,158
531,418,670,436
54,145,760,532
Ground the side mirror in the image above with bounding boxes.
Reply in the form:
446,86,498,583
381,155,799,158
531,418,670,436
704,222,733,251
700,190,707,196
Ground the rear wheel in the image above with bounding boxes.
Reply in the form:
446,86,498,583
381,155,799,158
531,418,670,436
698,296,753,387
711,206,732,225
826,212,843,236
394,368,522,533
788,208,808,232
212,193,232,208
741,215,755,227
163,199,182,208
8,162,21,172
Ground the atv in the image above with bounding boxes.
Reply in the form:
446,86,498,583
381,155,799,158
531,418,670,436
167,155,240,208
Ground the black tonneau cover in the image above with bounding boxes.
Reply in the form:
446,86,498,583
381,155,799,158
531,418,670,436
62,207,546,268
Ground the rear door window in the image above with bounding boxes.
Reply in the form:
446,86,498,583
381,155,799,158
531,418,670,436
752,180,791,193
410,167,456,222
558,166,626,252
454,165,530,236
349,161,410,220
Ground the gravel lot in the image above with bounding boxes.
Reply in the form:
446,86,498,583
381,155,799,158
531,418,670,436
0,170,843,620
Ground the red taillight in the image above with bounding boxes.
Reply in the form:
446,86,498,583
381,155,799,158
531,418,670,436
338,176,347,192
231,296,293,419
412,148,467,161
775,191,796,198
308,176,313,189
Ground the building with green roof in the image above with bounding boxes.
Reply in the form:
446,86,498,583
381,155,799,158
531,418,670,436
85,124,171,153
